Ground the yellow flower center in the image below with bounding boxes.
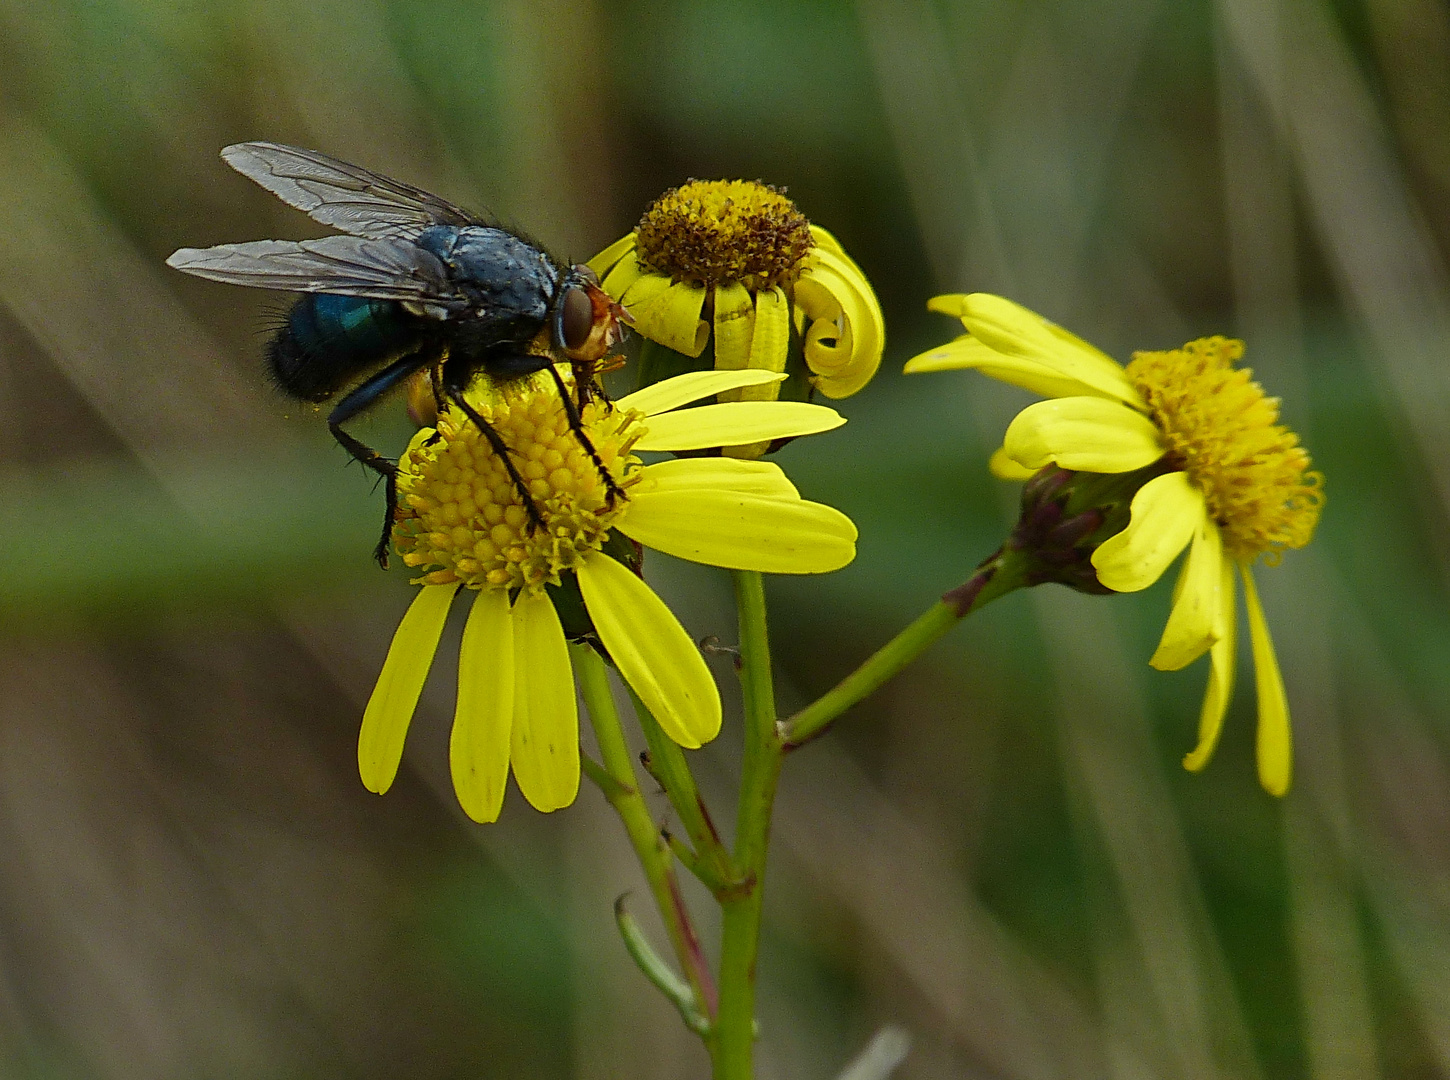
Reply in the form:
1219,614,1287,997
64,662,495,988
1126,337,1324,563
634,179,814,290
392,375,644,592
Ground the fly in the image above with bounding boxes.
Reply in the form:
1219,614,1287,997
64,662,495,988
167,142,628,567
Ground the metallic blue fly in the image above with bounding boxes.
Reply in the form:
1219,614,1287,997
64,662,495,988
168,143,628,566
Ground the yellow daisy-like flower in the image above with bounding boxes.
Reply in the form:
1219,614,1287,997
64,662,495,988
906,293,1324,795
360,367,858,823
588,180,885,408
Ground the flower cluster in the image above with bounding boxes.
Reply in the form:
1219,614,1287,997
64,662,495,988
361,367,857,821
589,180,885,413
908,294,1323,794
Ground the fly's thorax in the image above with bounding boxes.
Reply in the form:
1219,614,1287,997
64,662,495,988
392,373,646,594
416,224,557,324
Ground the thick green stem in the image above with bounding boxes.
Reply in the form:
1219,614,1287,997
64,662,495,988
711,570,782,1079
779,550,1028,748
574,645,718,1020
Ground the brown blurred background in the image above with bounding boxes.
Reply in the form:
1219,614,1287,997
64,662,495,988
2,0,1450,1077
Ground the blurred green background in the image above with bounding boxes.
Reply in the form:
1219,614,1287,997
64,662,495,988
1,0,1448,1077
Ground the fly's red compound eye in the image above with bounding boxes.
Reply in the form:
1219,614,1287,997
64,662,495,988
560,285,595,351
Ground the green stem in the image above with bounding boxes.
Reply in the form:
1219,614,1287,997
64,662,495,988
779,551,1027,749
627,686,740,896
712,570,782,1079
574,645,718,1021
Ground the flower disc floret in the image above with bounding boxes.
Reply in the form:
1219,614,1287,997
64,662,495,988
1125,337,1323,563
393,382,643,593
635,179,814,290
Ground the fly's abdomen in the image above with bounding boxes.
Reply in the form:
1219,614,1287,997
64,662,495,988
268,294,423,401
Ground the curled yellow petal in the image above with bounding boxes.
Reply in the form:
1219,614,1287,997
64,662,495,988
634,401,844,451
1242,563,1292,796
958,293,1143,407
452,588,514,823
508,591,580,813
719,286,790,399
721,287,792,460
617,368,786,416
905,335,1112,400
621,275,709,356
796,247,884,398
1150,518,1225,671
577,551,722,748
588,233,637,279
1003,396,1164,472
601,247,645,299
808,223,847,258
1183,557,1238,772
989,446,1037,480
712,281,755,374
617,489,857,573
639,457,800,501
1091,472,1203,592
359,583,457,794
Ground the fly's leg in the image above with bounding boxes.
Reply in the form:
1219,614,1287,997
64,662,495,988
446,391,547,534
328,348,435,568
548,362,625,509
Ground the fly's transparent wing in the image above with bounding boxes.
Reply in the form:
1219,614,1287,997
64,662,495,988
221,142,481,240
166,235,468,307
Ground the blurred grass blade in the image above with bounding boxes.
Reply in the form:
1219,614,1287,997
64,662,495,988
835,1026,911,1080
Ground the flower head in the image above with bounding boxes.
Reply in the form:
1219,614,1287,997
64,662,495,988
907,293,1324,795
360,367,858,822
588,180,885,414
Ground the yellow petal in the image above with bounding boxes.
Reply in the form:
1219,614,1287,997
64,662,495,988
1242,563,1292,796
747,286,791,374
1003,396,1164,472
905,335,1110,399
989,445,1037,480
1183,557,1238,772
577,551,722,748
712,281,755,373
1091,472,1203,592
796,247,884,399
807,227,883,329
617,489,857,573
634,401,845,451
1150,518,1225,671
721,288,791,459
925,293,971,319
359,584,457,794
621,274,709,356
508,591,580,813
720,286,790,402
958,293,1143,407
452,588,514,823
808,223,847,258
601,247,645,298
616,368,787,416
639,457,800,500
588,233,637,280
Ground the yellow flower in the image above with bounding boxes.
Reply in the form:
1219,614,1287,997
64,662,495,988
360,367,858,822
907,293,1324,795
588,180,884,409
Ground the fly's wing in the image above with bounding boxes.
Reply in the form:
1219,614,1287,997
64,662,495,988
221,142,480,240
166,235,469,309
